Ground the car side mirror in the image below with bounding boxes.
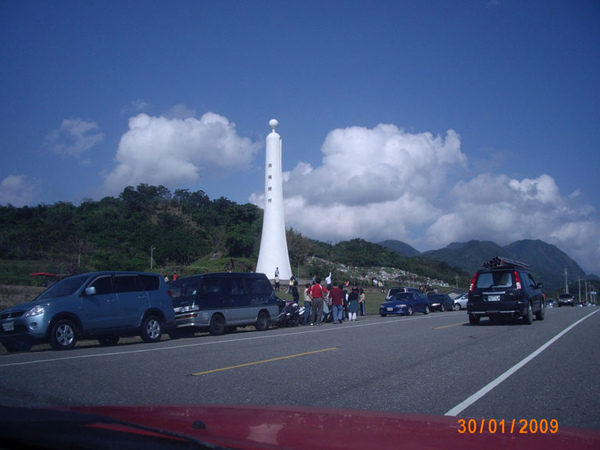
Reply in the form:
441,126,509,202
536,283,543,289
85,286,97,296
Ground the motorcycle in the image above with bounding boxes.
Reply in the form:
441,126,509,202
274,300,301,327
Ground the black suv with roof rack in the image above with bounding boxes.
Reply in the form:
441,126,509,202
467,257,545,325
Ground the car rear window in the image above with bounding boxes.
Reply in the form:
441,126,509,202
170,279,198,298
476,271,513,289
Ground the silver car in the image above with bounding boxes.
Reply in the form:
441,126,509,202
0,271,174,352
453,293,468,310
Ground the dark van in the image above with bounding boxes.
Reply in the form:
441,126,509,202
169,272,279,336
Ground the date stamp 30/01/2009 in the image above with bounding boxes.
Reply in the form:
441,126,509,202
458,419,559,435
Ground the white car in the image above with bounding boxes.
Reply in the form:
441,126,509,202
453,293,468,310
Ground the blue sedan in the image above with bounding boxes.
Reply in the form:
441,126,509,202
380,292,430,316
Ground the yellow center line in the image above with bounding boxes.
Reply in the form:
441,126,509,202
433,322,468,330
190,347,339,376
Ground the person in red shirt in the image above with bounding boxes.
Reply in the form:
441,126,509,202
329,284,345,324
308,278,328,325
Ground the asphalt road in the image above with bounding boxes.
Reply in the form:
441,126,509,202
0,306,598,432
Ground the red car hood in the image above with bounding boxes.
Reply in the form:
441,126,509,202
58,404,600,449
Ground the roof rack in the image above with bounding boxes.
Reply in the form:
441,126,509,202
483,256,530,270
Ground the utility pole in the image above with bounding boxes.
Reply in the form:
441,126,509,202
150,246,155,269
564,268,569,294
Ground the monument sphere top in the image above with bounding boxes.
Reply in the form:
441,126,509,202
269,119,279,131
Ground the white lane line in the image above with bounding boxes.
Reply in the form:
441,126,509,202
445,309,600,417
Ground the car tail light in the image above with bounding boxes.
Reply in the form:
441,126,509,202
469,273,477,292
514,271,522,290
167,290,173,298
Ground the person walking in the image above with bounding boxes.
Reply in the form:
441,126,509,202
303,283,312,325
348,287,360,321
359,288,366,316
308,278,328,325
274,269,280,291
291,280,299,303
329,283,345,324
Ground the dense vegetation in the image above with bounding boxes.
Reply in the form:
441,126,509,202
0,184,469,287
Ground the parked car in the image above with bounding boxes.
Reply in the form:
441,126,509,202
0,271,175,352
558,294,575,307
453,293,468,310
169,272,279,336
427,293,454,312
380,292,430,316
385,286,419,301
467,257,544,325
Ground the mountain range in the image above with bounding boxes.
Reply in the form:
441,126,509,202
378,239,589,293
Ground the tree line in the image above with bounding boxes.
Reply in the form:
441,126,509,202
0,184,468,286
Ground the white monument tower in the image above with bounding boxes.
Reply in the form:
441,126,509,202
256,119,292,280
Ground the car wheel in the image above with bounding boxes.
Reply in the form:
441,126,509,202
380,313,387,317
50,319,77,350
98,336,119,346
2,339,32,353
452,303,461,311
522,303,533,325
141,315,163,342
424,306,430,315
255,310,270,331
209,314,226,335
469,314,480,325
407,306,413,316
535,301,545,321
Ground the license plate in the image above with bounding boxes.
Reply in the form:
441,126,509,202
387,307,393,311
2,322,14,332
487,295,501,302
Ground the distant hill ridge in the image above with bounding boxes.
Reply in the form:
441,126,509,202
378,239,586,292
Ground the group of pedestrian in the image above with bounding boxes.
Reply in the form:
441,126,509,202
302,277,365,325
274,269,301,304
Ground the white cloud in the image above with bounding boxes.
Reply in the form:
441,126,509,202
44,118,104,157
121,99,151,115
0,175,37,206
250,123,600,274
103,112,261,195
168,104,196,119
253,124,467,243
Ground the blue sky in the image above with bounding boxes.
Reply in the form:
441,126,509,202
1,1,599,274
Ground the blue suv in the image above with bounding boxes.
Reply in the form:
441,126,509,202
0,272,174,352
